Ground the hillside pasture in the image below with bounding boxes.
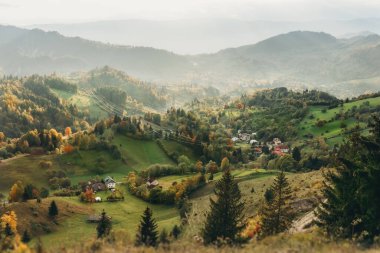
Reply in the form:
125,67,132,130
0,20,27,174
299,96,380,145
111,135,175,171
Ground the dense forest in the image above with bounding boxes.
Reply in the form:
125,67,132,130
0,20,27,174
0,76,84,138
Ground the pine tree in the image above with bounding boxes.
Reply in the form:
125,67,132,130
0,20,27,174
5,223,13,236
171,225,181,239
159,229,170,245
48,200,58,217
96,210,112,238
135,207,158,247
317,116,380,243
260,169,293,237
22,230,31,243
202,170,245,245
292,146,301,162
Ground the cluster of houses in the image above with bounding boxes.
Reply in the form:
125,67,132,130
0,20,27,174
252,138,290,157
232,130,290,157
232,130,257,143
88,176,116,192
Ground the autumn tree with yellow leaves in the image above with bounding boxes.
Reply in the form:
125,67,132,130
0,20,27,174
0,211,31,252
8,181,24,203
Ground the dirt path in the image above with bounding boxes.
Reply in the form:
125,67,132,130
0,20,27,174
0,153,29,164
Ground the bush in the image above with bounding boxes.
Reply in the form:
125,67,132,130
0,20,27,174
39,160,52,169
140,164,180,178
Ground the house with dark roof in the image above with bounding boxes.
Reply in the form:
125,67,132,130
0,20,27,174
104,176,116,189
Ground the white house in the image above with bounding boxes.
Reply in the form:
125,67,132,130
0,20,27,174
273,138,282,146
104,176,116,189
232,137,239,142
250,139,258,145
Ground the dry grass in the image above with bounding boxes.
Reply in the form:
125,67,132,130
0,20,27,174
0,197,91,238
41,230,380,253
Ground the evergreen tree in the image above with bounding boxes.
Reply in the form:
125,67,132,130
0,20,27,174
96,210,112,238
159,229,169,245
260,169,293,237
264,188,274,203
292,146,301,162
171,225,181,240
22,230,31,243
48,200,58,218
22,184,35,201
135,207,158,247
4,223,13,236
317,116,380,243
202,170,245,245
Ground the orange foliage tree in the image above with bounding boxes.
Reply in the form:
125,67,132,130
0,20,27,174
8,181,24,203
65,127,72,136
241,215,262,240
81,188,95,202
64,144,74,153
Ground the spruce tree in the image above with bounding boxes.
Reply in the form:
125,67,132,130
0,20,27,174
96,210,112,238
48,200,58,218
135,207,158,247
260,169,293,237
159,229,169,245
317,116,380,243
22,230,31,243
202,170,245,245
4,223,13,236
171,225,181,239
292,147,301,162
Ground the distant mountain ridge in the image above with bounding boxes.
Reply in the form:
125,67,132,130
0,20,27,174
1,25,380,97
28,18,380,54
0,25,192,81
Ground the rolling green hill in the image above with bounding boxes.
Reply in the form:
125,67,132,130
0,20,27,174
2,27,380,97
0,134,184,194
111,135,175,171
298,96,380,145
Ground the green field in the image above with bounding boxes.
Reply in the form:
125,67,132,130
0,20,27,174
34,192,180,250
0,135,184,194
51,88,108,120
160,140,198,161
0,154,51,194
298,96,380,145
111,135,175,171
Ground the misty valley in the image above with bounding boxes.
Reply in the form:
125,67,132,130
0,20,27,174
0,5,380,253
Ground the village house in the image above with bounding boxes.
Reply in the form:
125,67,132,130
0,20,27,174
104,176,116,189
91,182,107,192
273,138,282,146
232,137,239,142
239,133,251,142
272,144,290,156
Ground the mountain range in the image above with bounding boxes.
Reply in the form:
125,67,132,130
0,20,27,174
1,25,380,97
28,18,380,54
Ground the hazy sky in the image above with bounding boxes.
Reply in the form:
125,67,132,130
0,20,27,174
0,0,380,25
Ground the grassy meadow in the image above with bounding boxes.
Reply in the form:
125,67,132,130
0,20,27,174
298,96,380,145
33,193,180,250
